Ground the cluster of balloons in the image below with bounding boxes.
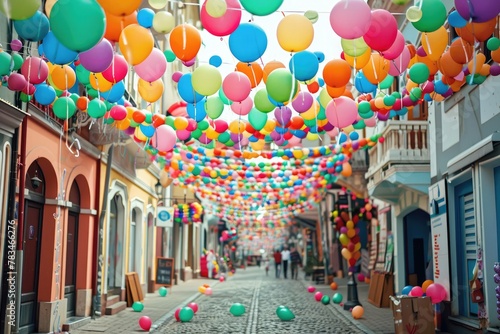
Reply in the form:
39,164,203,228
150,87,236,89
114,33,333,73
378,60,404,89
198,283,213,295
220,228,238,243
494,262,500,319
276,305,295,321
173,202,203,224
334,210,362,270
174,304,197,322
401,280,447,304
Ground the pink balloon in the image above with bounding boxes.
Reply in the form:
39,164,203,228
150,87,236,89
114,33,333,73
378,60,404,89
182,58,196,67
292,91,313,113
22,83,36,95
134,48,167,82
327,127,339,138
213,119,228,133
314,291,323,301
151,124,176,152
174,308,181,322
188,302,199,314
222,72,251,102
200,0,242,37
382,31,405,61
138,316,152,331
21,57,48,84
102,54,128,83
410,286,423,297
8,73,27,91
230,96,253,115
11,39,22,52
79,39,114,73
307,286,316,293
205,287,213,295
176,129,191,141
426,283,446,304
326,96,358,128
388,46,410,76
172,71,183,83
363,9,398,52
219,276,225,282
330,0,372,39
109,105,127,120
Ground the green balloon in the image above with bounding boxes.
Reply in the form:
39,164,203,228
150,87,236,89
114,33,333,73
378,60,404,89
205,96,224,119
165,116,175,128
0,0,39,20
332,293,343,304
266,68,298,103
164,50,176,62
76,65,91,86
472,74,487,85
409,87,423,101
87,99,107,119
86,87,99,99
383,95,396,107
158,287,168,297
192,165,201,176
254,89,275,113
358,101,371,114
53,97,76,120
240,0,283,16
0,52,12,76
341,37,369,57
487,37,500,51
321,295,331,305
12,53,24,71
275,305,288,316
50,0,106,52
353,120,366,129
179,307,194,322
218,89,232,105
303,118,317,128
197,119,209,131
192,128,202,139
379,75,394,90
408,63,430,84
277,308,295,321
411,0,447,33
132,301,144,312
248,108,268,131
229,303,246,316
225,139,235,147
20,92,32,102
69,93,80,105
218,131,231,143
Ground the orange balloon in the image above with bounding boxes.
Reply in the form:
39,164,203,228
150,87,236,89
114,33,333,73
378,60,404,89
492,48,500,63
51,65,76,90
262,60,285,83
76,96,89,110
115,118,130,130
307,81,319,93
450,78,466,92
416,54,439,76
138,78,164,102
440,75,455,85
169,24,201,62
344,49,371,70
104,11,137,42
342,88,354,100
341,162,352,177
467,53,486,75
326,85,346,98
438,51,463,77
97,0,141,16
455,18,498,43
330,282,338,290
421,26,448,61
89,72,113,91
352,305,364,319
119,24,154,65
449,38,474,64
236,62,263,88
323,59,351,88
362,54,389,84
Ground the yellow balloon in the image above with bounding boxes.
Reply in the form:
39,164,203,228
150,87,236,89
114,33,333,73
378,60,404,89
206,127,219,140
135,127,148,141
344,49,372,70
406,6,422,22
149,0,168,10
250,140,265,151
159,169,172,187
306,132,318,141
115,118,130,130
277,14,314,52
318,88,332,109
45,0,57,18
138,78,164,102
228,120,246,133
152,11,175,34
119,24,154,65
173,117,188,130
51,65,76,90
89,72,113,91
263,119,276,132
206,0,227,18
422,26,448,61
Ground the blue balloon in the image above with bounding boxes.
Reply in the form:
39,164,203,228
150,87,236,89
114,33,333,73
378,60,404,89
289,51,319,81
275,126,287,134
317,77,325,87
290,129,306,139
137,8,155,28
338,132,348,143
209,55,222,67
34,84,56,105
354,71,377,94
448,10,467,28
396,107,408,116
187,99,207,122
14,11,50,41
178,73,204,104
42,32,78,65
101,81,125,103
314,51,325,63
140,124,155,138
402,285,413,296
229,23,267,63
434,80,449,94
349,132,359,140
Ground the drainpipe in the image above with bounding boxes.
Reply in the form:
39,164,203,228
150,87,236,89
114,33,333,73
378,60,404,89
90,145,102,315
91,144,114,318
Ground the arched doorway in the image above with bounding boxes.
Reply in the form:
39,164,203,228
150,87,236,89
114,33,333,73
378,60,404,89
108,194,125,296
403,209,431,287
20,161,45,333
65,181,80,318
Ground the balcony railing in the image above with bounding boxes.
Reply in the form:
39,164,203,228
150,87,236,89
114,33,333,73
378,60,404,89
366,120,430,180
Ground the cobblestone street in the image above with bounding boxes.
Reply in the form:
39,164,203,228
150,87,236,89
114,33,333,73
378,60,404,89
155,267,365,334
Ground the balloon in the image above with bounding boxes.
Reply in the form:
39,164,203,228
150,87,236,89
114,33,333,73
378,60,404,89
229,303,245,316
382,31,405,60
330,282,338,290
277,308,295,321
307,286,316,293
421,26,448,61
341,38,369,57
448,10,467,28
134,48,167,82
137,8,154,28
410,286,424,297
292,91,314,112
102,55,129,83
401,285,413,295
178,73,204,103
42,32,78,65
158,286,167,297
388,46,411,76
179,306,194,322
53,97,77,120
151,124,176,152
456,18,498,44
330,0,371,39
229,23,268,63
263,60,286,83
240,0,283,16
201,0,242,37
149,0,168,9
321,295,331,305
14,11,49,42
152,10,175,34
98,0,142,16
223,72,251,102
332,293,343,304
289,51,319,81
363,10,398,52
210,55,223,68
231,97,253,116
186,101,207,122
89,72,113,92
51,65,76,91
362,54,389,84
79,39,114,73
205,287,213,295
411,0,447,32
169,24,202,62
449,38,473,64
266,68,297,103
192,64,222,96
119,24,154,65
0,0,40,20
21,57,49,85
426,283,446,304
235,62,263,88
314,291,323,301
277,14,314,52
187,302,198,314
323,59,351,88
205,96,224,119
138,78,164,102
104,11,138,42
408,63,430,84
87,99,107,119
326,96,358,129
454,0,500,23
138,316,152,331
174,308,181,322
206,0,227,18
132,301,144,312
34,84,56,105
50,0,105,52
7,73,26,92
248,108,268,131
352,306,364,319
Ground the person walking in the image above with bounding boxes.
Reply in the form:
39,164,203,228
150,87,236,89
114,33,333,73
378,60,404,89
281,246,291,279
290,247,302,280
207,250,216,279
273,249,282,278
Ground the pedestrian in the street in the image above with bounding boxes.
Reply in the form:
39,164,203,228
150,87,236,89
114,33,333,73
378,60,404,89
281,246,290,279
207,250,216,279
290,247,302,280
273,249,282,278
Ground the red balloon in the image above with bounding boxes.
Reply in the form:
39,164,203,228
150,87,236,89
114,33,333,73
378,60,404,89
138,316,152,331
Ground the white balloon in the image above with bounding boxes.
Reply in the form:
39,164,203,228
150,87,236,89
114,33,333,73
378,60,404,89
148,0,168,10
152,11,175,34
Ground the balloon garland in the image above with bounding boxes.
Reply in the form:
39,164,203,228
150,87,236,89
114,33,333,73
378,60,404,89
174,202,204,224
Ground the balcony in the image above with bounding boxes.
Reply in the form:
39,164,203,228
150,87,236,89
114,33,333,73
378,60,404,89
365,120,430,202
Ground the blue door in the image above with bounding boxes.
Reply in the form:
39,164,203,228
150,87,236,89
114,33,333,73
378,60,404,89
455,179,477,317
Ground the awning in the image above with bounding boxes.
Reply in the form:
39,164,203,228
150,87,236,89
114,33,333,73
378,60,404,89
447,132,500,174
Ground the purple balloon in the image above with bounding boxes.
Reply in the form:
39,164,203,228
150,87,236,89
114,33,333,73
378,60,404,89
495,285,500,294
322,122,334,131
495,273,500,284
377,112,390,121
495,262,500,274
230,133,243,143
490,65,500,77
270,130,280,141
274,106,292,126
455,0,500,23
292,91,313,113
79,39,114,73
11,39,22,52
183,58,196,67
416,46,427,57
124,127,136,135
275,137,286,146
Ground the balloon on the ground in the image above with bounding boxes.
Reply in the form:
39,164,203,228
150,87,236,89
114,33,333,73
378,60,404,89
230,303,246,316
174,307,181,322
352,305,364,319
277,307,295,321
321,295,331,305
307,286,316,293
332,293,343,304
187,302,199,314
158,287,168,297
179,306,195,322
138,316,152,331
132,301,144,312
314,291,323,302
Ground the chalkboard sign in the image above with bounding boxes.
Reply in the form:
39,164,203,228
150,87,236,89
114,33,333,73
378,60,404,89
156,257,174,286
